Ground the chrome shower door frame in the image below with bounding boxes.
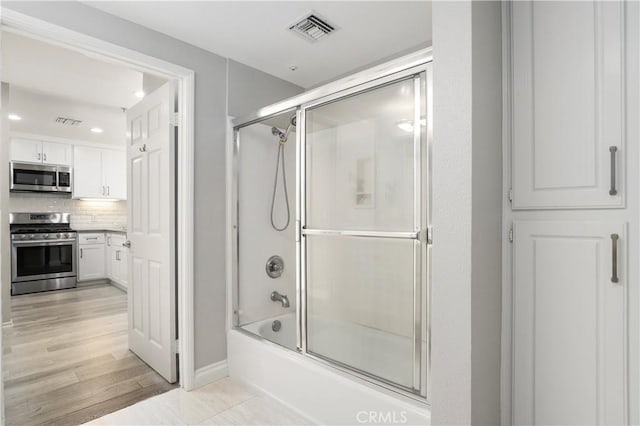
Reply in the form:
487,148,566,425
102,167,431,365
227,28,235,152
231,48,432,404
297,64,431,402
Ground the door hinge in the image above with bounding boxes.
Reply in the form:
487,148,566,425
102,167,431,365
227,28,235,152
508,188,513,203
173,338,180,354
509,227,514,243
170,112,181,127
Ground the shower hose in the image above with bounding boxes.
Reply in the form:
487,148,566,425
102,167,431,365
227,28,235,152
270,139,290,231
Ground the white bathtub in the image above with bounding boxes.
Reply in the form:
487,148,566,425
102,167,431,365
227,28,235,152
230,314,430,425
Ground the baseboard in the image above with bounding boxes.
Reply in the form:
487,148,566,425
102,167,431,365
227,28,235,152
108,280,128,293
193,360,228,389
76,279,109,287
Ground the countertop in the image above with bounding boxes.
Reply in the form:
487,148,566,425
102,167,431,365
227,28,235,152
75,228,127,234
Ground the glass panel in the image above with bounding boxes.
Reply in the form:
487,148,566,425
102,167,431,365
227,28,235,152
13,169,56,187
306,235,418,390
306,78,417,232
236,110,298,350
16,245,73,277
58,172,71,187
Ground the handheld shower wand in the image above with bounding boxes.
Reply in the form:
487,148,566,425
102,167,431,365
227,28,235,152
270,115,296,231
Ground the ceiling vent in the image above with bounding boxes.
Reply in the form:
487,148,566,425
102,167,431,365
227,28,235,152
55,117,83,126
289,12,337,43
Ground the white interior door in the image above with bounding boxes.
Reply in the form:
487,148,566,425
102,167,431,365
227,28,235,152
126,81,177,383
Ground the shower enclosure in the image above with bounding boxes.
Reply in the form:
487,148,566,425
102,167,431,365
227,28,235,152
232,50,431,401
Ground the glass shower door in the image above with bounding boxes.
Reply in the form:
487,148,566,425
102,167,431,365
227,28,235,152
301,73,428,396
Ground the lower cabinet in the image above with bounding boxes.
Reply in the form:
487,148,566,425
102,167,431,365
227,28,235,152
107,233,128,289
513,221,626,425
78,235,106,281
78,232,128,289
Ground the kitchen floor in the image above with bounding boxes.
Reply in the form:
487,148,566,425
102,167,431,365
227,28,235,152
3,284,176,425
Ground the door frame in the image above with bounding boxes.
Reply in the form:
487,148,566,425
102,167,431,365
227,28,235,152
1,9,197,390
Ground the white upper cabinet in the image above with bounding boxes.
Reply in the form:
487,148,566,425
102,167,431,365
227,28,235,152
513,221,626,425
42,141,72,165
102,149,127,200
11,138,72,166
510,1,624,209
73,146,126,200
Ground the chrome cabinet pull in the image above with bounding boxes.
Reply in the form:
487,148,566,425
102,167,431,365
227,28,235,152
611,233,619,283
37,152,41,161
107,186,110,196
116,250,120,261
609,146,618,196
43,153,47,162
80,248,83,258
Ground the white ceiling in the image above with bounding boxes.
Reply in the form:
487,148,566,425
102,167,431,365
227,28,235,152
2,31,144,109
83,1,432,88
8,86,126,145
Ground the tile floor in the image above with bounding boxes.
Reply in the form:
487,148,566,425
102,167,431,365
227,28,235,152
83,377,314,425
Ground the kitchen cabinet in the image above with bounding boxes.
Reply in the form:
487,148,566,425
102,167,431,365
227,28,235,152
509,1,624,209
512,221,626,425
107,233,128,289
73,146,126,200
78,233,106,281
11,138,72,166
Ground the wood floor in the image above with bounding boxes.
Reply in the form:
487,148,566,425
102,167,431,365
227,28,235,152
3,284,176,426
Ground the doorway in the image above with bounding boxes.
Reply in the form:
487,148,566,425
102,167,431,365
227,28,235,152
1,13,195,424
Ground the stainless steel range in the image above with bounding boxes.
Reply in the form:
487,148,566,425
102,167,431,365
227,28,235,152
10,213,77,295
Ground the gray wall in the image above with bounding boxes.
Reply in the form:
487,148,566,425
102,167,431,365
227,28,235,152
3,0,303,370
431,1,502,424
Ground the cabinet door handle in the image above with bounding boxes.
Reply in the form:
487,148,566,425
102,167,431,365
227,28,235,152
80,248,83,259
43,153,47,162
609,146,618,196
107,186,110,196
116,250,120,261
37,152,41,161
611,233,619,283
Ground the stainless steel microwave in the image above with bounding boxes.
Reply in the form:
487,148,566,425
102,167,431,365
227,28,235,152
10,162,73,193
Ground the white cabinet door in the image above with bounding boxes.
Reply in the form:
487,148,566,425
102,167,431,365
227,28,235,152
73,146,103,198
78,245,106,281
119,248,128,289
11,138,42,163
513,221,626,425
103,150,127,200
510,1,624,209
42,142,72,166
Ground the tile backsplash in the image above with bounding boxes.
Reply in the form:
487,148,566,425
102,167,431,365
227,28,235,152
9,193,127,229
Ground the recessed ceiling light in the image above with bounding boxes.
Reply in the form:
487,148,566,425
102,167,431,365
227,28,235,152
134,90,145,98
90,127,103,134
8,114,22,121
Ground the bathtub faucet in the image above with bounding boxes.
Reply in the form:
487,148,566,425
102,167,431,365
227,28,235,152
270,291,290,308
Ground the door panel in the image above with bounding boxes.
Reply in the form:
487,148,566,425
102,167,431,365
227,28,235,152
42,141,71,166
303,72,427,396
511,1,624,208
513,221,626,425
126,81,177,383
11,138,41,163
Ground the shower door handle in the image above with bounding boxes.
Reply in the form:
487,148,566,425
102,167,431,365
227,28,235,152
609,146,618,196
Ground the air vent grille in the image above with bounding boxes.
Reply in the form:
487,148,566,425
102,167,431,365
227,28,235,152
289,13,336,42
55,117,83,126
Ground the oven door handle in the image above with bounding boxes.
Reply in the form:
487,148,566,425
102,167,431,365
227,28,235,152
12,239,77,246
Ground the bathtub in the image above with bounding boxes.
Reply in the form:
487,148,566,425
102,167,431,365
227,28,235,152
230,314,430,425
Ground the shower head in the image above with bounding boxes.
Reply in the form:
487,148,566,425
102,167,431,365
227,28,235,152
271,114,297,143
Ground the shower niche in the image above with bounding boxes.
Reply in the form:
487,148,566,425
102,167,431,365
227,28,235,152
232,51,431,401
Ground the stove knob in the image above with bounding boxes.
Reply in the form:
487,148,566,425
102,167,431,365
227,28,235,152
56,233,62,238
30,234,37,239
